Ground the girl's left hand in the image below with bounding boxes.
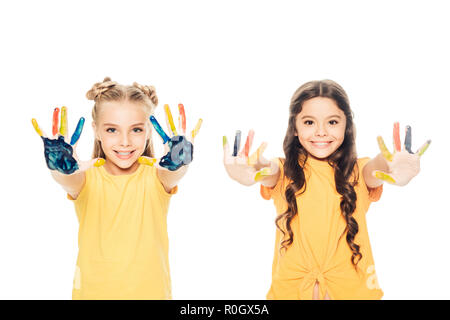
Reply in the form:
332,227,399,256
138,104,202,171
374,122,431,186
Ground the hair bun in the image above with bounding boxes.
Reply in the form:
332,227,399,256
132,82,158,106
86,77,118,101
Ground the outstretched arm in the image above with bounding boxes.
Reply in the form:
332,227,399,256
362,153,389,188
223,129,280,187
32,107,104,199
139,104,202,193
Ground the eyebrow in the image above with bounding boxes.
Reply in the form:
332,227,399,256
103,122,146,127
300,115,342,120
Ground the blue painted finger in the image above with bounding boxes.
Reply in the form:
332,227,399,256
150,115,170,144
404,125,412,153
70,117,85,145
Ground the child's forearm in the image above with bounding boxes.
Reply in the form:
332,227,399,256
362,153,389,188
157,166,188,193
50,170,86,199
260,160,281,188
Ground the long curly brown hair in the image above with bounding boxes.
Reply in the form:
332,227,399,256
275,79,362,269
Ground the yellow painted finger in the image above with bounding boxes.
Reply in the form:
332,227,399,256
31,118,44,137
254,167,272,182
377,136,393,161
94,158,105,167
138,156,157,166
59,106,68,137
373,170,396,184
248,142,268,166
191,118,203,140
164,104,178,136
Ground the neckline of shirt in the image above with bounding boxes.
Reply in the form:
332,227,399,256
300,154,334,169
99,163,145,179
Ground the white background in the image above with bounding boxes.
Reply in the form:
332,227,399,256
0,0,449,299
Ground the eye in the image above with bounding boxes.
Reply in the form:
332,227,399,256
106,128,116,133
304,120,314,125
133,127,143,133
329,120,338,125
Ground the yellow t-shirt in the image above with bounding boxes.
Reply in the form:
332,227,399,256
260,156,383,300
68,164,177,300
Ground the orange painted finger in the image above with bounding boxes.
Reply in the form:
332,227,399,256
393,122,401,152
243,129,255,157
178,104,186,135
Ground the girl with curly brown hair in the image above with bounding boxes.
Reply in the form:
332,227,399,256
223,79,430,300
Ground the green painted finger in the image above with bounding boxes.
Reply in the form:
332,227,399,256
373,170,396,184
416,140,431,156
377,136,393,161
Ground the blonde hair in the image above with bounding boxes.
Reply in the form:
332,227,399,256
86,77,158,159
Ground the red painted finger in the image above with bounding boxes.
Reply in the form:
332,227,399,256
52,107,60,136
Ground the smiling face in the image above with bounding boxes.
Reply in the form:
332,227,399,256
295,97,347,159
93,100,150,175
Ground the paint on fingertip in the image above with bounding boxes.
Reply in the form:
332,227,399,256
417,140,431,156
377,136,393,161
254,167,272,182
232,130,241,157
374,171,396,184
32,118,43,137
393,122,401,152
404,125,412,153
70,117,85,145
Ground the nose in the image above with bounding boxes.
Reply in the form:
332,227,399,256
119,133,131,147
315,124,328,137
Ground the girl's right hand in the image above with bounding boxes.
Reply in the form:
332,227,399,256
223,130,278,186
32,106,104,175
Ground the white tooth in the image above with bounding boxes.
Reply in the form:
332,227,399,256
118,152,131,155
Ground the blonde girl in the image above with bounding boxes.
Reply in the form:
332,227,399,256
32,77,201,299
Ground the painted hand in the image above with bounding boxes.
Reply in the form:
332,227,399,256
32,107,104,175
139,104,202,171
374,122,431,186
223,129,275,186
